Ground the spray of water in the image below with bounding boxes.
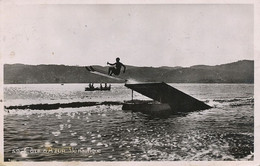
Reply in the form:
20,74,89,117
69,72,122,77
126,79,140,84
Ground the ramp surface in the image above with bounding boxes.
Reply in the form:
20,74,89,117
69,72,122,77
125,82,211,112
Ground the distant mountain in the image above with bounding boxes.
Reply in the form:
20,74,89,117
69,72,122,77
159,66,183,70
4,60,254,84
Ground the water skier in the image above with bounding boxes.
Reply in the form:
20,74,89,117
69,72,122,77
107,57,126,76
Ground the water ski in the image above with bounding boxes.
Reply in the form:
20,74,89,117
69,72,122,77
85,66,126,82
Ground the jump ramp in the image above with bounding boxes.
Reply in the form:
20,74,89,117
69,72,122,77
122,82,211,114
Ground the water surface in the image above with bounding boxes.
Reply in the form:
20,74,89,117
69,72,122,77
4,83,254,161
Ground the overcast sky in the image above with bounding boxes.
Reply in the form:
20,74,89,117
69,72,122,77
2,4,253,67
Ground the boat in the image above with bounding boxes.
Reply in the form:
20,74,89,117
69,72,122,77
85,87,111,91
85,83,111,91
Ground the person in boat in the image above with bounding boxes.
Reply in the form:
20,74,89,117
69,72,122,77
89,83,94,89
107,57,126,76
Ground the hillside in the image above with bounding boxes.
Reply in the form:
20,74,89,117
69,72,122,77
4,60,254,84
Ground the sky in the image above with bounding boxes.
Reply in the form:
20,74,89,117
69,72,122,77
2,4,253,67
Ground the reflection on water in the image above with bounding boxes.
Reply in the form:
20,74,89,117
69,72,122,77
4,83,254,161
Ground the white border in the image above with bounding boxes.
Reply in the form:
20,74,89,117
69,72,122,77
0,0,259,166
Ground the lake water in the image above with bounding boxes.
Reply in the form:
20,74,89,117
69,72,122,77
3,83,254,161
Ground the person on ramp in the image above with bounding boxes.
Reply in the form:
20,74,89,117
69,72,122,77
107,57,126,76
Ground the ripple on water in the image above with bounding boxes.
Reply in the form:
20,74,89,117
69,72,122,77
70,142,77,147
97,142,103,146
71,132,77,136
52,131,61,136
44,141,52,147
59,124,64,130
78,136,86,141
